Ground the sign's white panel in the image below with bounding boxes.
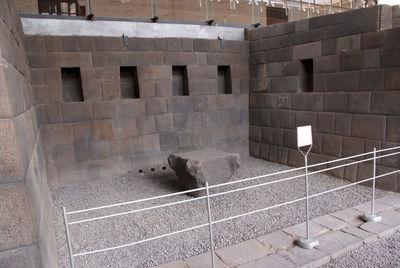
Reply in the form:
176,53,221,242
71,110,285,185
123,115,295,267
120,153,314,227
297,125,312,147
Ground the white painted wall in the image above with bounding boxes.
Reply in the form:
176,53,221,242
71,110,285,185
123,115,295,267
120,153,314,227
21,18,245,40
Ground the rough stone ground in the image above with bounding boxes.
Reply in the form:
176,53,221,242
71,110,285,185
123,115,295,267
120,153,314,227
324,230,400,268
52,156,386,268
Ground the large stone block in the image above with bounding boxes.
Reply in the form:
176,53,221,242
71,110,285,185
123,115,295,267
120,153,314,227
317,112,335,134
347,92,370,114
384,68,400,90
159,133,178,151
314,55,339,74
370,92,400,115
93,101,115,120
0,245,40,268
322,134,342,157
327,71,359,91
386,116,400,143
380,46,400,68
0,182,36,251
115,99,146,118
380,27,400,48
62,102,93,122
359,69,383,91
111,117,138,139
295,111,317,128
168,150,240,196
292,41,321,60
324,92,347,112
360,31,380,51
335,113,352,137
92,119,113,140
43,123,74,147
362,49,380,69
342,137,365,157
352,114,386,140
336,34,360,54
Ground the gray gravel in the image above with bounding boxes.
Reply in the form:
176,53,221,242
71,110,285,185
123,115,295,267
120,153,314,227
324,231,400,268
52,156,386,268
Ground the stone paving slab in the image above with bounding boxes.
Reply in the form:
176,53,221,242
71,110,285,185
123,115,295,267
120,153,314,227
215,239,271,267
380,210,400,227
257,230,295,250
283,221,329,238
312,214,347,230
185,252,229,268
316,231,363,258
237,253,295,268
360,221,397,238
286,246,330,268
330,207,362,222
155,260,189,268
342,227,378,244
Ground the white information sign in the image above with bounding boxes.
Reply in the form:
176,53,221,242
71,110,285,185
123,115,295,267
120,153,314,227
297,125,312,148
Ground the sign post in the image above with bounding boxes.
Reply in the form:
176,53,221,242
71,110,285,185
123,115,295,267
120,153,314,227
296,125,319,249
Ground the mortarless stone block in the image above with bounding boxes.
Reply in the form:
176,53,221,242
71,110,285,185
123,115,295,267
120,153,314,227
292,41,322,60
386,116,400,143
159,133,178,151
324,92,347,112
62,102,93,122
380,46,400,68
384,68,400,90
359,69,384,91
362,49,380,69
111,117,138,139
168,149,240,195
370,91,400,115
0,182,36,251
327,71,359,91
314,55,339,74
352,114,386,140
335,113,352,136
360,31,379,50
342,137,365,157
347,92,370,114
317,112,335,134
322,134,342,157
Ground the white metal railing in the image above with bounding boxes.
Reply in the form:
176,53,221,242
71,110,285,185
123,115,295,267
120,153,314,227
62,146,400,268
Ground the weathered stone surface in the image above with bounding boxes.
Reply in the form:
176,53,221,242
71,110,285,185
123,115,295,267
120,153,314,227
257,230,294,250
216,239,270,267
185,252,228,268
316,231,363,258
286,246,330,268
168,149,240,194
283,221,328,238
312,214,347,230
237,253,295,268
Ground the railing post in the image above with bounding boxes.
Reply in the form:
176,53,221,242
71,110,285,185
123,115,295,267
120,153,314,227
296,125,318,250
63,207,75,268
363,148,382,222
205,182,216,268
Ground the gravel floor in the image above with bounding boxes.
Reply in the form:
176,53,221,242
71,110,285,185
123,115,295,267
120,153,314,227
324,230,400,268
52,156,386,268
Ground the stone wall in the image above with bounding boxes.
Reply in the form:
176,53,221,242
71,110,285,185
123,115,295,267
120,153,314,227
24,35,249,188
0,0,57,267
14,0,266,25
248,6,400,191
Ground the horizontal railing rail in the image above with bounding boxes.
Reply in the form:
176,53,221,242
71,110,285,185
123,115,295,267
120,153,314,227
62,146,400,268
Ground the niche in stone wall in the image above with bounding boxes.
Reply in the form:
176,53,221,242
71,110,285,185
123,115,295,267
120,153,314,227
61,67,84,102
300,59,313,92
172,66,189,96
120,66,140,99
218,66,232,94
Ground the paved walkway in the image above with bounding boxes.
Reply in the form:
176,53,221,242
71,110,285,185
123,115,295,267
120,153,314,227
155,193,400,268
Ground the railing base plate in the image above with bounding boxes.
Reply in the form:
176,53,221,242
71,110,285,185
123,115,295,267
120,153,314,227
363,213,382,222
297,236,319,249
